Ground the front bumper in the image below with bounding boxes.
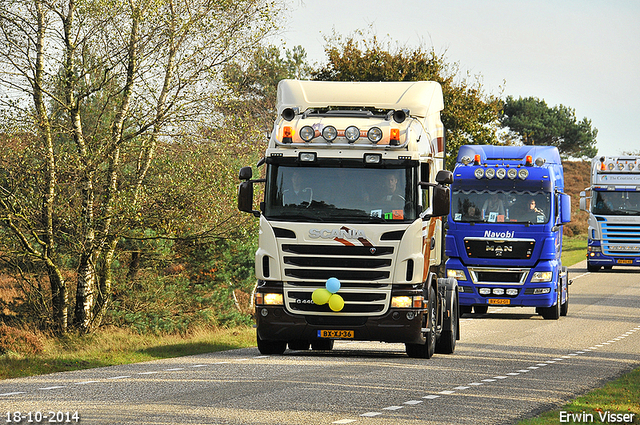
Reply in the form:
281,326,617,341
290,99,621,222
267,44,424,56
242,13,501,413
255,306,426,344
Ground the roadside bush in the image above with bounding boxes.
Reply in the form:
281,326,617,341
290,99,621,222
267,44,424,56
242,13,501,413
0,324,44,356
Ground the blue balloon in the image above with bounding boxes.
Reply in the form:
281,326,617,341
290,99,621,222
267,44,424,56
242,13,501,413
326,277,341,294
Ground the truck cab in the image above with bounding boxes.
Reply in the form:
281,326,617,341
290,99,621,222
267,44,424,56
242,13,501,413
239,80,459,358
580,156,640,271
445,145,571,319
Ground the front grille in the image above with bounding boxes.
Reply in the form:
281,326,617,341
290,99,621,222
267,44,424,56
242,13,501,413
284,281,391,316
601,222,640,256
468,267,529,285
465,238,535,260
280,243,395,316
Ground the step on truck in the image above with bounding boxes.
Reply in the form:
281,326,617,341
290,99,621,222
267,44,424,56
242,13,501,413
238,80,459,358
580,156,640,271
445,145,572,319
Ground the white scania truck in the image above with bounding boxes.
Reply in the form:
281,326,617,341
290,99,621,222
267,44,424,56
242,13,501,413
580,156,640,271
238,80,458,358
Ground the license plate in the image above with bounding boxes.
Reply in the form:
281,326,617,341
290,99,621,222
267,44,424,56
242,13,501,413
617,259,633,264
488,299,511,305
318,330,354,339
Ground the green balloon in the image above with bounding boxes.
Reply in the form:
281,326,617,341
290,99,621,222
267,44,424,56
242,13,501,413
312,288,332,305
328,294,345,312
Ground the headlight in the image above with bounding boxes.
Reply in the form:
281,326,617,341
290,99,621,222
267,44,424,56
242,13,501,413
587,246,602,252
345,126,360,143
492,288,505,295
391,296,412,308
506,288,518,296
367,127,383,143
485,168,496,179
322,125,337,142
531,271,553,282
257,293,283,305
447,269,467,281
507,168,518,179
496,168,506,179
518,169,529,180
479,288,491,295
299,126,315,142
391,295,424,309
533,288,551,295
474,168,485,179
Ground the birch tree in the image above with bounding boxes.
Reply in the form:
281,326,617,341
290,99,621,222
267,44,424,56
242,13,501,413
0,0,281,333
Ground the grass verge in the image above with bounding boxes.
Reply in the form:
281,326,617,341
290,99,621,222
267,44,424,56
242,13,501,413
0,326,255,380
562,234,587,268
517,367,640,424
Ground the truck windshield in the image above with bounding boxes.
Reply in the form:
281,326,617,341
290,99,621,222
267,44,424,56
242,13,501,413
592,191,640,216
264,165,416,223
452,190,550,224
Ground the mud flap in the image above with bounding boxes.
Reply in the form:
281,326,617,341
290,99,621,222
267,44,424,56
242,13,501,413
438,277,459,339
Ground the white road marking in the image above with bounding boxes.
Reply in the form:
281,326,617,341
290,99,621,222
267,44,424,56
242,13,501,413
423,395,441,399
40,386,65,390
383,406,403,410
107,376,130,380
404,400,423,405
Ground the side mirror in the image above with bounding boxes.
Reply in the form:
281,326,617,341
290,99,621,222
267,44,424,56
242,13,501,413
432,185,450,217
435,170,453,185
239,166,253,181
238,181,255,214
560,193,571,224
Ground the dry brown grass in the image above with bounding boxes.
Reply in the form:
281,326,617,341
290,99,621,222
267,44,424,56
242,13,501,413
562,160,591,236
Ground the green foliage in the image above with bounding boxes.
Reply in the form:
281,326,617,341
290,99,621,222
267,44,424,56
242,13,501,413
312,31,503,169
501,96,598,158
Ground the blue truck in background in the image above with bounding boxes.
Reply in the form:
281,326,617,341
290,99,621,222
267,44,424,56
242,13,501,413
580,156,640,272
445,145,572,319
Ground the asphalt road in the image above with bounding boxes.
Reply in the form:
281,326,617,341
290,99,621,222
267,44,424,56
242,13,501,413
1,259,639,425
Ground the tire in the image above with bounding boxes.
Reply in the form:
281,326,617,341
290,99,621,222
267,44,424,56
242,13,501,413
311,339,334,351
257,334,286,355
288,340,310,351
473,305,488,315
436,294,457,354
540,286,560,320
560,284,569,317
406,285,437,359
587,262,600,272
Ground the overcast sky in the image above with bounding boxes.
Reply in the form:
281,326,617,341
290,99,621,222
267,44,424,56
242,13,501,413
275,0,640,157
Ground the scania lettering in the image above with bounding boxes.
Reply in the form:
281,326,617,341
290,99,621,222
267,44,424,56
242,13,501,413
580,156,640,271
445,145,572,319
308,229,367,239
238,80,459,358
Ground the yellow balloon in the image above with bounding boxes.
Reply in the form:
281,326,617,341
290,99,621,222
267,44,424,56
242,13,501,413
328,294,345,312
312,288,332,305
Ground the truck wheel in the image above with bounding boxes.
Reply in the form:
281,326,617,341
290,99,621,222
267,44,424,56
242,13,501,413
288,340,310,351
540,287,561,320
405,286,436,359
560,286,569,317
587,262,600,272
257,334,286,355
311,340,334,351
436,294,457,354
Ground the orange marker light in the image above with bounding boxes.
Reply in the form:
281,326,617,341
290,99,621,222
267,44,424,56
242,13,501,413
282,126,293,143
525,155,533,166
390,128,400,146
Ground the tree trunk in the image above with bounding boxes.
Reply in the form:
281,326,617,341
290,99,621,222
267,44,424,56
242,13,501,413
74,254,96,332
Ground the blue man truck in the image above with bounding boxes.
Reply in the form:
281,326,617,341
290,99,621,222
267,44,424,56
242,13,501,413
445,145,571,319
580,156,640,271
